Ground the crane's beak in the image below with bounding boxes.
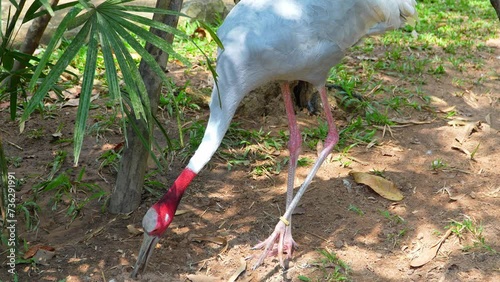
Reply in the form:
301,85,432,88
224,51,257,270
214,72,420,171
131,232,160,278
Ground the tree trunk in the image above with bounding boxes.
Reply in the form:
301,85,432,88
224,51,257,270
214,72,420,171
108,0,183,214
491,0,500,20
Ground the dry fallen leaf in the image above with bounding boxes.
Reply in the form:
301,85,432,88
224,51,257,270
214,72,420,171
192,27,213,42
350,171,404,201
454,121,480,144
32,249,56,266
485,113,491,125
127,224,143,236
175,209,191,216
62,94,99,107
451,144,472,159
439,105,456,113
52,132,62,139
391,118,434,126
228,258,247,282
191,236,228,255
186,274,222,282
410,228,453,267
23,244,56,259
62,98,80,107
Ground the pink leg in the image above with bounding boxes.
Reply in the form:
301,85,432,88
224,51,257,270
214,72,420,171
281,83,301,255
280,82,301,208
253,85,339,269
253,82,299,264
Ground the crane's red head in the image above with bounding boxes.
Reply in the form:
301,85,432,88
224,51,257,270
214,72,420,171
131,169,196,278
142,195,177,236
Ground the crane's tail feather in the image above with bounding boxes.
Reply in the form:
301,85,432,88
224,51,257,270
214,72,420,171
367,0,418,35
400,0,418,27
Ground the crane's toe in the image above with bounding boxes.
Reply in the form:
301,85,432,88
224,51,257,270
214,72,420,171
252,220,298,269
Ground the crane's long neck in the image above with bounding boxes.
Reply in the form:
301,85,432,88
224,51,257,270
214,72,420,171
156,168,196,212
186,82,246,173
158,77,249,212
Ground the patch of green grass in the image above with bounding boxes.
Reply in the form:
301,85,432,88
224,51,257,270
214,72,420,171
88,109,122,139
143,170,166,198
446,217,496,253
98,147,122,173
370,168,386,177
7,156,22,168
348,204,364,216
302,116,376,154
390,228,409,247
39,104,59,120
379,209,407,247
174,19,219,64
300,249,350,282
219,124,287,175
303,119,328,150
330,144,357,168
33,167,106,221
47,150,67,180
251,158,285,177
431,158,447,170
16,199,41,231
178,121,288,176
430,64,446,75
380,210,405,226
338,118,377,148
298,157,314,167
159,83,201,118
27,128,44,139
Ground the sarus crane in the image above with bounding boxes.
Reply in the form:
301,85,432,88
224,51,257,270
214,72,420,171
131,0,418,277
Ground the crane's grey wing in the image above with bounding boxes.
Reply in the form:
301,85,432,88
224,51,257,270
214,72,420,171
216,0,417,85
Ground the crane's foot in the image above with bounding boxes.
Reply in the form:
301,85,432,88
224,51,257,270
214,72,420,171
252,220,297,269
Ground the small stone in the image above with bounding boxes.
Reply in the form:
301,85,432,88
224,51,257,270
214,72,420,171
334,240,344,248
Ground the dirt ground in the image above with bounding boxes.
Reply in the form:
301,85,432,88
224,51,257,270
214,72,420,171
1,35,500,282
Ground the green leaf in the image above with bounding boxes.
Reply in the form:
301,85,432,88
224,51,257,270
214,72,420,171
8,0,19,9
22,16,89,126
121,4,186,17
198,21,224,49
67,8,95,30
3,0,28,48
35,173,71,192
96,15,148,122
108,9,189,40
37,0,55,16
2,50,14,70
77,167,86,182
74,21,99,165
8,88,17,120
97,16,120,100
23,1,80,23
105,11,189,66
28,5,83,91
